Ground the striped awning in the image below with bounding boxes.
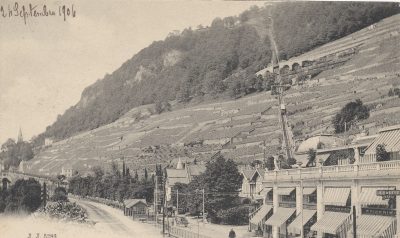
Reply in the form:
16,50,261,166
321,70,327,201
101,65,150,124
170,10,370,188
316,153,331,163
382,217,397,238
359,187,390,206
253,188,272,199
347,215,396,237
277,187,295,196
294,153,309,167
250,205,272,225
265,207,296,227
324,187,350,206
254,187,273,199
311,212,351,235
364,126,400,155
287,209,317,235
303,187,316,195
260,187,273,195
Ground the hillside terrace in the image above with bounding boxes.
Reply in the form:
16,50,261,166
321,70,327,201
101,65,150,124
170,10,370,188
25,15,400,175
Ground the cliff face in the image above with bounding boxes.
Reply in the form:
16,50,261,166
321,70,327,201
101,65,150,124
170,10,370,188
38,2,399,143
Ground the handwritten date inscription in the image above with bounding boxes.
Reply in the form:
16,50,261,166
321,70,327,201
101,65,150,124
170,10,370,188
1,2,76,24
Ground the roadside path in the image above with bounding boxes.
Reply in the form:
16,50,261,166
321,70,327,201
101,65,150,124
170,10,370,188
72,198,162,238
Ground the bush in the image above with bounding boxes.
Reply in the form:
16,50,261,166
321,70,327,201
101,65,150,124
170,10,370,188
51,187,68,202
0,189,10,213
288,157,297,166
324,149,354,166
216,205,249,225
38,201,88,223
332,99,370,133
376,144,390,161
241,198,251,205
1,178,42,214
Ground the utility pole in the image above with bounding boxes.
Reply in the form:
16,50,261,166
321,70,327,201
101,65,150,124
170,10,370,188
352,206,357,238
176,189,179,215
162,174,166,235
202,188,205,224
197,217,200,238
300,179,304,238
154,173,158,226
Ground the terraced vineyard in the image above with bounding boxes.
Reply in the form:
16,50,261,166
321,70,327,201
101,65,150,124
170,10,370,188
25,14,400,177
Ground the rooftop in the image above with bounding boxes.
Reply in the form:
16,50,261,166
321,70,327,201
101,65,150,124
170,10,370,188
124,199,147,208
365,125,400,154
297,135,345,153
379,124,400,133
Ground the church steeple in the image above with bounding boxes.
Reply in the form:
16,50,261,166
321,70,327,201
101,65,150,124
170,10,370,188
176,158,184,170
17,127,23,143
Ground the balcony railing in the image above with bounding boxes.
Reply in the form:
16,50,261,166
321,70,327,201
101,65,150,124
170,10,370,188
279,201,296,208
264,160,400,182
265,200,273,205
303,203,317,210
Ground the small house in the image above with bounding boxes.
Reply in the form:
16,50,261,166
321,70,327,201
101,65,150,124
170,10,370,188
124,199,148,217
240,168,264,199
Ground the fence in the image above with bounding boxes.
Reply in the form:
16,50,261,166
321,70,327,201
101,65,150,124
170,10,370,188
169,226,212,238
69,194,124,210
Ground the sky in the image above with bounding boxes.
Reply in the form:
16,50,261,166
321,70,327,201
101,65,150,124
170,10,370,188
0,0,266,144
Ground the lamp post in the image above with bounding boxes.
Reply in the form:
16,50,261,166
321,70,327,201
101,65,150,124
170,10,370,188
177,189,179,215
300,174,304,238
195,188,206,224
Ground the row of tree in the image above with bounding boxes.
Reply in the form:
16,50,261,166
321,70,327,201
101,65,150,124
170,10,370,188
388,87,400,98
68,163,154,203
68,155,246,225
0,177,70,214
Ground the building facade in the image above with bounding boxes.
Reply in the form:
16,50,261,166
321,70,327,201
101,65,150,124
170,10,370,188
61,166,74,178
164,158,206,202
240,168,264,199
249,125,400,238
123,199,148,217
250,161,399,238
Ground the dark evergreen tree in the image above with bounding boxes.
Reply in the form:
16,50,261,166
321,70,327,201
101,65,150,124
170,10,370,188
122,160,126,178
376,144,390,162
134,170,139,181
41,182,48,209
144,168,148,181
332,99,370,133
306,149,317,167
202,155,243,223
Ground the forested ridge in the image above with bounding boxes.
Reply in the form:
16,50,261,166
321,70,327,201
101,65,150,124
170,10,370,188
35,2,399,144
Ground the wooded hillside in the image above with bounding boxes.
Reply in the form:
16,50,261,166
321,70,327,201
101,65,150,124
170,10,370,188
36,2,399,143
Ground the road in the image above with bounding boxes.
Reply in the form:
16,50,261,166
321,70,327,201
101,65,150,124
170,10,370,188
73,198,162,238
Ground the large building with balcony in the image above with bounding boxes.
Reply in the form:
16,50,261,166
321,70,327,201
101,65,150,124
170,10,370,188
249,125,400,238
